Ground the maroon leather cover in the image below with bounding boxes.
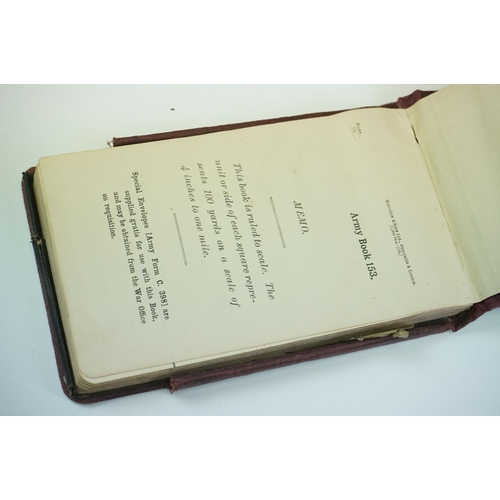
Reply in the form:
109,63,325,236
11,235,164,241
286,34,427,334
23,89,500,402
111,90,434,148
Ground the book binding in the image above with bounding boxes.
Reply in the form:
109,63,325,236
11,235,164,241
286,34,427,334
23,89,500,402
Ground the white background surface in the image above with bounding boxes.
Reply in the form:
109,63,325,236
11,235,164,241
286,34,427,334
2,84,500,415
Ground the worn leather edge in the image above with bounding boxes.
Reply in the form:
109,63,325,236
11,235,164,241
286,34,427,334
111,90,435,148
22,168,172,403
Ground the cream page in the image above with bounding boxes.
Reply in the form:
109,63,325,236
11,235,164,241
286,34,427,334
408,85,500,302
35,107,473,387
